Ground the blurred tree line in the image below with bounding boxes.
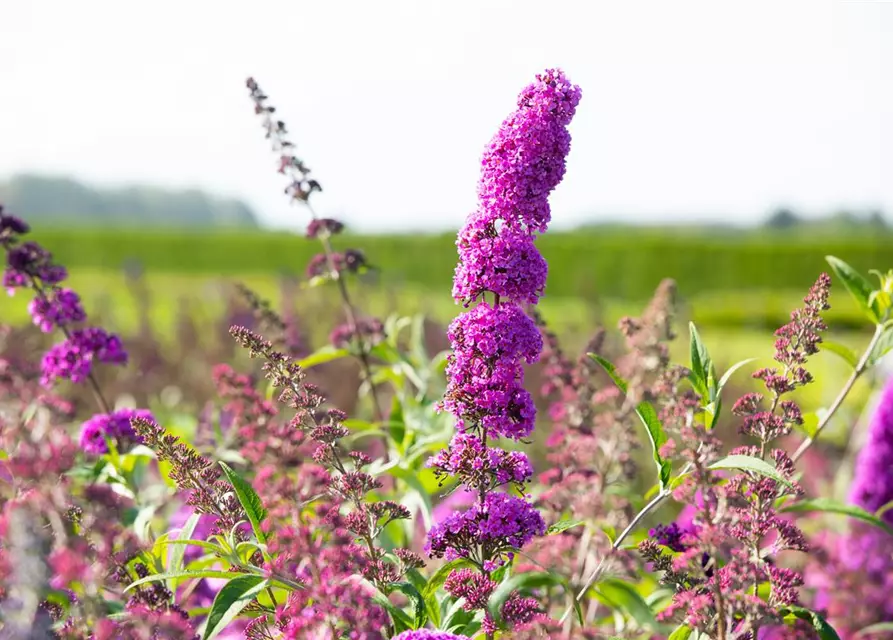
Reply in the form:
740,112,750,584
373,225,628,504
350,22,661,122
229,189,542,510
764,206,887,232
0,174,259,228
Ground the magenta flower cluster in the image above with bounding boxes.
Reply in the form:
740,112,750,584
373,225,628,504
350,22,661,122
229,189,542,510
1,206,147,457
849,376,893,522
426,492,545,563
804,376,893,632
41,327,128,387
1,207,128,391
79,407,155,455
392,631,470,640
27,287,86,332
3,240,67,292
428,68,581,630
429,433,533,492
444,302,542,439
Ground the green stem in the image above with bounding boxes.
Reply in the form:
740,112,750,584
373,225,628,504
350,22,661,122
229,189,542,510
791,322,885,462
558,488,670,625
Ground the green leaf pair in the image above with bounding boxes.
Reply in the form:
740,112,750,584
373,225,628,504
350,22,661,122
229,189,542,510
688,322,755,430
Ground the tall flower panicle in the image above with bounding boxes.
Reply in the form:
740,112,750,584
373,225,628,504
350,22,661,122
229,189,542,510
230,326,422,592
1,207,152,455
247,77,385,421
429,69,581,637
649,275,830,637
803,376,893,636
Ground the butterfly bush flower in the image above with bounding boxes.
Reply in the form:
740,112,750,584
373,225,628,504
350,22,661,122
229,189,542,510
79,408,155,455
849,376,893,524
392,631,470,640
428,68,581,636
1,206,129,402
230,327,422,589
27,288,86,332
802,376,893,635
41,327,128,387
329,316,385,350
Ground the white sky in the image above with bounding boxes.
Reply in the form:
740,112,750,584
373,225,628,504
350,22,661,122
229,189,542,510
1,0,891,232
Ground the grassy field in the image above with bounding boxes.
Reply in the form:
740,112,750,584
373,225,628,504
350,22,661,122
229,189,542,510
26,227,893,318
3,226,885,428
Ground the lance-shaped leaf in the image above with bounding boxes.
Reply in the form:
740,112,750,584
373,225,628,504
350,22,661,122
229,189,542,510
125,570,248,592
202,575,269,639
590,354,671,489
219,462,268,545
826,256,881,324
780,498,893,536
708,454,794,489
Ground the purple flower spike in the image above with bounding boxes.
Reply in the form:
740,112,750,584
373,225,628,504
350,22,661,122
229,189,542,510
477,68,582,233
850,376,893,522
426,69,580,629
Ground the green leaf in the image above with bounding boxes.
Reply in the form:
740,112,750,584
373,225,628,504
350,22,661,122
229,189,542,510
876,500,893,520
826,256,881,324
596,577,661,631
297,346,350,369
688,322,715,396
668,625,694,640
867,328,893,368
393,581,427,629
856,622,893,637
590,354,671,489
370,588,413,632
547,520,585,535
388,395,407,449
820,341,860,369
441,596,474,632
219,462,267,545
202,575,268,640
706,398,723,430
405,569,438,628
387,467,434,530
166,513,201,598
779,498,893,536
159,539,226,554
717,358,757,390
781,605,841,640
708,454,795,489
126,570,247,592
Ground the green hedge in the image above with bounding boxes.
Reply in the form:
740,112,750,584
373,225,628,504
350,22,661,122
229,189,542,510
33,227,893,301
